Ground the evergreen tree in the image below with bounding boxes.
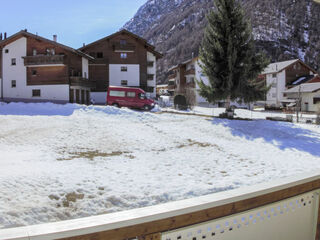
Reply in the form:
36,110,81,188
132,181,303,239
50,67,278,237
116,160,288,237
198,0,270,108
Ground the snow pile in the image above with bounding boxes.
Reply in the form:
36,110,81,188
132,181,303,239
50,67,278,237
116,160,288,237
0,102,145,116
0,103,320,229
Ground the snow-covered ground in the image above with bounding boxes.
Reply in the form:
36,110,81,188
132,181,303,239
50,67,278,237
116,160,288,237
0,102,320,229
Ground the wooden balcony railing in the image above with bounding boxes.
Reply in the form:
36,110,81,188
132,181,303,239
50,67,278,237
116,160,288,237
147,74,154,80
23,55,65,66
1,171,320,240
185,68,195,76
168,73,177,80
70,77,95,88
113,43,136,52
147,61,154,67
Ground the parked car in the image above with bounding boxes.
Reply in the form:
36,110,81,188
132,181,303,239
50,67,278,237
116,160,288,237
107,86,155,110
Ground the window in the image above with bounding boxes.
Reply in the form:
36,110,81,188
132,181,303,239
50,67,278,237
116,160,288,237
33,49,37,56
272,73,277,78
32,89,41,97
46,48,55,55
120,53,127,59
139,93,146,100
5,49,9,53
11,80,16,88
97,52,103,58
272,93,276,98
120,39,127,45
84,72,87,79
109,91,125,97
121,80,128,86
11,58,16,66
271,82,277,88
121,66,127,72
32,70,37,76
127,92,136,98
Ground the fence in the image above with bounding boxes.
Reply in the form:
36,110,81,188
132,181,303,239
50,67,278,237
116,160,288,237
1,171,320,240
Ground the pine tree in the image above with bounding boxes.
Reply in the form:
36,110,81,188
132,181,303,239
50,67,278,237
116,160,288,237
198,0,270,108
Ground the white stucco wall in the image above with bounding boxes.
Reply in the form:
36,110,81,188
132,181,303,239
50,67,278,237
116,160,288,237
147,52,156,97
82,57,89,79
2,37,69,102
266,74,277,106
195,60,209,104
109,64,140,87
301,91,320,112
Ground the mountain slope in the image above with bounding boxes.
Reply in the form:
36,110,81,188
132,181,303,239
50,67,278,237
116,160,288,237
124,0,320,83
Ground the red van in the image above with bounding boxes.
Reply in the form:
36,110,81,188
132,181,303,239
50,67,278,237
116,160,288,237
107,86,155,110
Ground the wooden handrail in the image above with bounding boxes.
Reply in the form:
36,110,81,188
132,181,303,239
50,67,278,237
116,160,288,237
1,171,320,240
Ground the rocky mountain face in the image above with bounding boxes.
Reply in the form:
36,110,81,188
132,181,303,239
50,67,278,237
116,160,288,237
124,0,320,83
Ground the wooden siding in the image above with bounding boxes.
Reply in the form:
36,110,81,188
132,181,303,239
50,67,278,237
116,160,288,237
285,62,313,85
89,65,108,91
26,37,83,86
27,66,68,85
81,31,149,92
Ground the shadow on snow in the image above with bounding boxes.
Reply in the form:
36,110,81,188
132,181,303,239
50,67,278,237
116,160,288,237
212,118,320,157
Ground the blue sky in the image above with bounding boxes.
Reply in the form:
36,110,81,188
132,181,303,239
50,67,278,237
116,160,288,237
0,0,147,48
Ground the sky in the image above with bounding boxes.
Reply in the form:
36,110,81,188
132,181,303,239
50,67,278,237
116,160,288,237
0,0,147,48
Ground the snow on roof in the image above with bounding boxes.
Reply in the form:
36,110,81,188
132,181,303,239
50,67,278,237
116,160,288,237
284,83,320,93
262,59,299,74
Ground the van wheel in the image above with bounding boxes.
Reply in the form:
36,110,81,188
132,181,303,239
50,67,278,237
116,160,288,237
112,103,120,108
143,105,151,111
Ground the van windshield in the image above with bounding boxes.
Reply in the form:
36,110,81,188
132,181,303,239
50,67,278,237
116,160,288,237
139,93,147,100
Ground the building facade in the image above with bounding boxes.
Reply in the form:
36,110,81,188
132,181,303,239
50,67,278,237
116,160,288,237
79,30,162,104
0,30,93,104
168,57,210,106
284,83,320,112
261,59,317,108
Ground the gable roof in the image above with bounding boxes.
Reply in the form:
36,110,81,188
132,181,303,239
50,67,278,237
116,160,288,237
284,82,320,93
79,29,163,59
168,56,199,72
0,30,93,60
262,59,316,75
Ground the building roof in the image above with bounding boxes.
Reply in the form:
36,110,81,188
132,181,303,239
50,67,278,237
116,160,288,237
79,29,163,59
168,56,199,72
290,75,316,85
284,83,320,93
262,59,316,75
0,30,93,60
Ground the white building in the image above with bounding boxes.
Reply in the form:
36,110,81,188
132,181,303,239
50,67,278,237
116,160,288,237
261,59,316,108
284,83,320,112
0,30,93,104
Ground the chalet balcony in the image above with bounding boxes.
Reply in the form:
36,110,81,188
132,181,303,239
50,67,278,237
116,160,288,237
147,61,154,67
185,68,195,76
23,55,65,66
70,77,95,88
113,43,136,52
147,74,154,80
168,73,177,80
